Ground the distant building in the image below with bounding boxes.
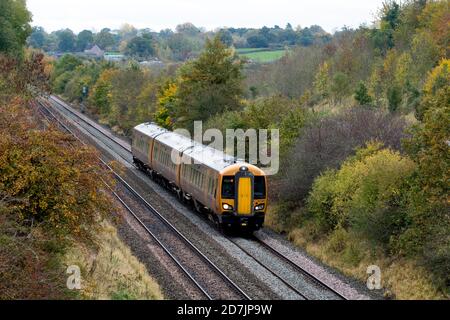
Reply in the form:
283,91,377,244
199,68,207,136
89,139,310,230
104,52,125,62
84,45,104,58
140,58,165,68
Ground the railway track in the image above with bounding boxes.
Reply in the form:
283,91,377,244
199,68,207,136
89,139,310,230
227,236,346,300
42,95,350,300
37,99,251,301
253,236,347,299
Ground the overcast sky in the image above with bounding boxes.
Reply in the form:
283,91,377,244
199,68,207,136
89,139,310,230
27,0,384,33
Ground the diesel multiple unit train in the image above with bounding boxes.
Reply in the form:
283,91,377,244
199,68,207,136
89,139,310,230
132,123,267,231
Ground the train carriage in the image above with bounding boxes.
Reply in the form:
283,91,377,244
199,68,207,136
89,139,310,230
132,122,267,232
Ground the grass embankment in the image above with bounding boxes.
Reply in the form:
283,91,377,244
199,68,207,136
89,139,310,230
65,221,164,300
265,208,447,300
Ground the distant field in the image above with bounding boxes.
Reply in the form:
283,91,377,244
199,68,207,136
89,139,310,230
237,48,287,63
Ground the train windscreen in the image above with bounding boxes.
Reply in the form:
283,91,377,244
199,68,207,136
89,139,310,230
221,176,235,199
222,176,266,200
254,176,266,199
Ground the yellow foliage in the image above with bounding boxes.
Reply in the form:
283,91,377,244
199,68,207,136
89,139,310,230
308,142,416,230
423,58,449,96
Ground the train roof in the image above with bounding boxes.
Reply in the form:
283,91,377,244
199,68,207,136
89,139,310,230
156,129,196,153
184,144,236,172
133,123,168,138
134,122,262,173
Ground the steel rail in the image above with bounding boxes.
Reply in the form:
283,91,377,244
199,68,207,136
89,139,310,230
38,99,251,300
253,236,348,300
227,238,309,300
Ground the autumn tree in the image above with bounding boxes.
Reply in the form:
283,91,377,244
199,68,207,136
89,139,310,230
313,61,330,100
173,35,245,131
405,59,450,204
400,59,450,287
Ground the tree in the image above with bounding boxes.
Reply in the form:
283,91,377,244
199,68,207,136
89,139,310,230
330,72,350,104
53,54,83,77
218,29,233,47
28,26,47,49
401,60,450,284
176,23,200,36
416,58,449,120
247,34,269,48
108,64,148,132
354,81,373,106
174,35,244,131
297,28,314,46
56,29,76,52
119,23,137,40
90,68,116,116
51,54,83,93
167,33,201,61
387,85,402,112
381,1,401,30
405,59,450,202
77,30,94,51
95,28,116,50
155,81,177,129
125,34,155,60
313,61,330,99
0,0,32,55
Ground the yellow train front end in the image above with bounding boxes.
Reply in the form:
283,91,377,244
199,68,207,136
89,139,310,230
217,164,267,231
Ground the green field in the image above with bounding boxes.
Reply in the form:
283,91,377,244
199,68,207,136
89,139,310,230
237,48,287,63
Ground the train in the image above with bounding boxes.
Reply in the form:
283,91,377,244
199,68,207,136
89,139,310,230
131,123,267,232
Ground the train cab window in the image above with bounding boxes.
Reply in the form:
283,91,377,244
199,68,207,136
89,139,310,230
221,176,235,199
254,176,266,199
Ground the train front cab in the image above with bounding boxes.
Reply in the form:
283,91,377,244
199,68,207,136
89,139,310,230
218,165,267,231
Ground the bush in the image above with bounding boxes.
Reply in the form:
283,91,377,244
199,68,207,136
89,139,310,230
354,81,373,106
0,102,114,243
307,142,416,245
278,108,407,205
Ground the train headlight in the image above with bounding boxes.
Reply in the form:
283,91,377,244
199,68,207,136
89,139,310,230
222,203,233,211
255,204,265,211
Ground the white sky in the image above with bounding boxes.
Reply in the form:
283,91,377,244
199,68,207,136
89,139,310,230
27,0,384,33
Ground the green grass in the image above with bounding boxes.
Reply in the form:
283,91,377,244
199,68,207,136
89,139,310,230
236,48,268,53
238,49,286,63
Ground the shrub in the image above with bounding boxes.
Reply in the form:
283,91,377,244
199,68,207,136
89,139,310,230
307,142,416,245
0,103,114,243
278,108,407,205
354,81,373,106
326,227,349,254
387,85,402,112
306,169,338,232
